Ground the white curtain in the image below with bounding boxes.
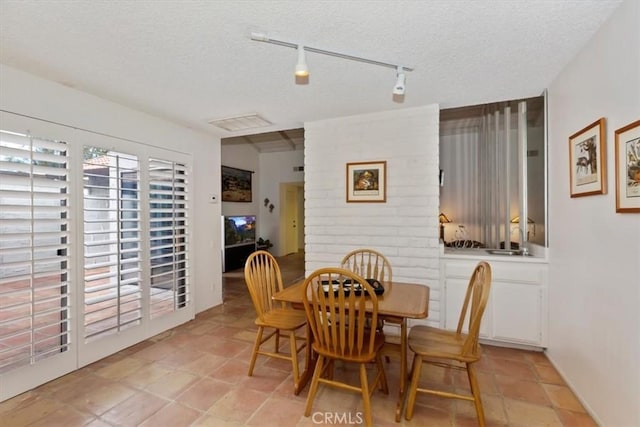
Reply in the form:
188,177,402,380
440,104,521,248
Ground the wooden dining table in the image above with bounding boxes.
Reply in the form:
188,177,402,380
273,279,430,422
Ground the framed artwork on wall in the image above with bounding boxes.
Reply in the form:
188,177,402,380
221,165,253,202
614,119,640,213
568,118,606,198
346,160,386,203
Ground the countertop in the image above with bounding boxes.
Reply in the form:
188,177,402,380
441,246,548,263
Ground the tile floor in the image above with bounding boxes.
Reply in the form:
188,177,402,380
0,252,596,426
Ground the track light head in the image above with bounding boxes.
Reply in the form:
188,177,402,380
250,32,269,42
393,67,406,95
295,45,309,77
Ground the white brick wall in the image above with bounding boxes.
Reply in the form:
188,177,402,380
304,105,441,325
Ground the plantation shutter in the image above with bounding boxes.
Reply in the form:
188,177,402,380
148,158,189,318
0,129,71,373
83,148,142,341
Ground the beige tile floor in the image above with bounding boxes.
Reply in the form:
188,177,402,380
0,251,596,426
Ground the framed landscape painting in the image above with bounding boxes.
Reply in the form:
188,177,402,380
221,165,252,202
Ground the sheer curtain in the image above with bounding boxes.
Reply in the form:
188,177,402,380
440,102,523,248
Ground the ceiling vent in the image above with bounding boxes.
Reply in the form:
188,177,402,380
208,114,272,132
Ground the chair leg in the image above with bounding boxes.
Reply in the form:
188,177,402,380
405,353,423,421
248,326,264,376
302,323,312,381
359,362,373,427
375,353,389,394
467,362,486,427
274,328,280,353
304,354,325,417
288,330,300,389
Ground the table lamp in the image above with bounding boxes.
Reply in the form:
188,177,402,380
439,213,452,241
510,216,535,239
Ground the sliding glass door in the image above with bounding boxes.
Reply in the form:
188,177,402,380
0,112,194,400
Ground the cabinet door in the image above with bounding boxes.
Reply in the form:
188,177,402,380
444,278,491,338
492,282,542,345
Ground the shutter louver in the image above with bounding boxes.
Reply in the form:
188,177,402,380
83,148,142,341
149,158,189,319
0,130,70,373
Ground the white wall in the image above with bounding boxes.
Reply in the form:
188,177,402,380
546,0,640,425
220,144,259,218
259,149,304,255
0,64,223,313
304,105,441,325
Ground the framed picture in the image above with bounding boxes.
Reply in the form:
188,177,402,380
221,165,252,202
346,161,386,203
568,118,606,197
614,119,640,213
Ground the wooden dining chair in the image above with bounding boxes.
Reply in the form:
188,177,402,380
340,248,392,284
302,267,389,427
404,261,492,426
244,250,309,394
340,248,401,359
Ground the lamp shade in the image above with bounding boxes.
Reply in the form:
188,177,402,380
439,213,452,224
510,216,534,224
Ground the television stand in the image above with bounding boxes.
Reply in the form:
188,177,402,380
223,242,256,272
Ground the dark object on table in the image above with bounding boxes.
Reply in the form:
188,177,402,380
321,278,384,296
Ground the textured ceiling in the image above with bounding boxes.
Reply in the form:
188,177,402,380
0,0,622,152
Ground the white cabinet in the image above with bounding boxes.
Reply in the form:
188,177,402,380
441,258,547,348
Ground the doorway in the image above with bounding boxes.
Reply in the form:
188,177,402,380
279,182,304,256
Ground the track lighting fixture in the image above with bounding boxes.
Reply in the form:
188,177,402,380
294,45,309,77
393,66,406,95
250,32,413,96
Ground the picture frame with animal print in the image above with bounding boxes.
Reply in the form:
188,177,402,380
569,118,606,198
346,160,387,203
614,119,640,213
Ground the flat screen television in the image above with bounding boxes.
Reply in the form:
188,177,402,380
224,215,256,247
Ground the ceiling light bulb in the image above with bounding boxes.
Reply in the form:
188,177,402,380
393,67,406,95
295,45,309,77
